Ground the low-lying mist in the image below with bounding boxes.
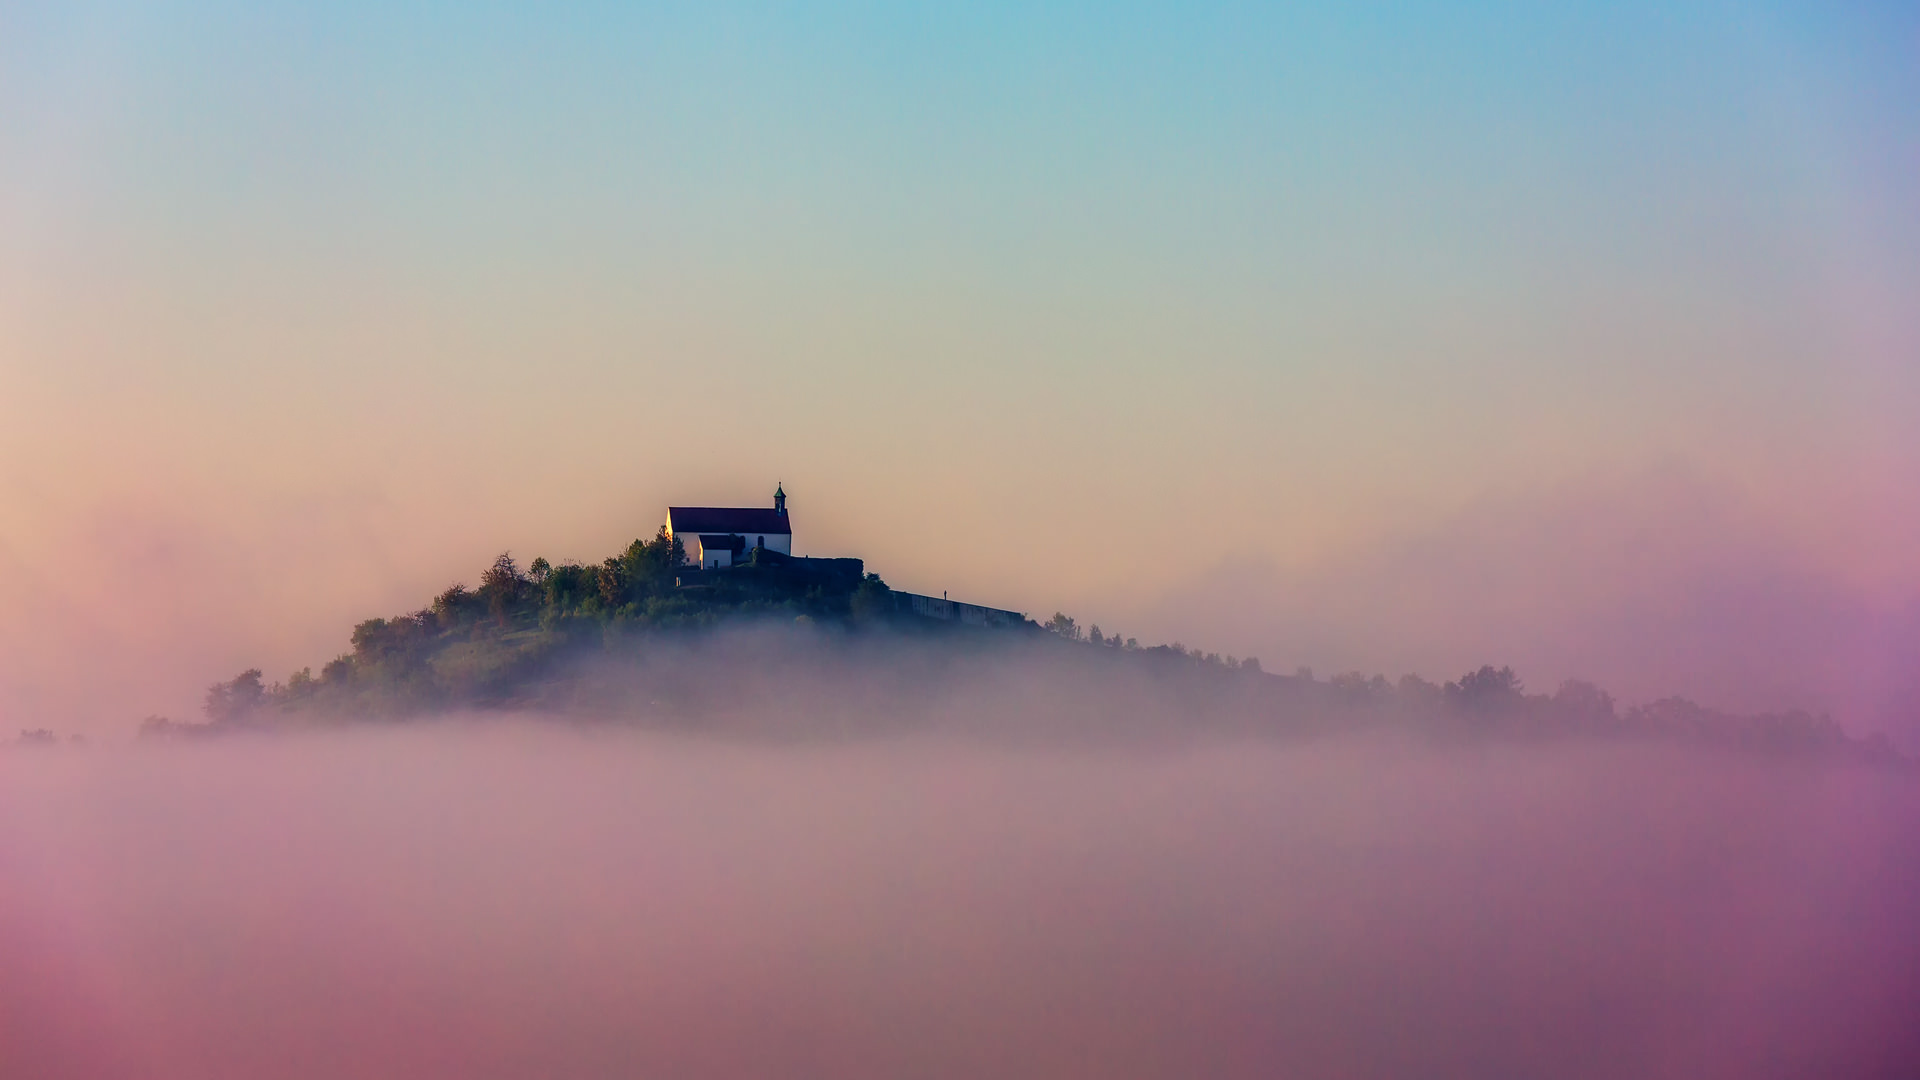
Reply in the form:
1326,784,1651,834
6,713,1917,1079
147,620,1910,764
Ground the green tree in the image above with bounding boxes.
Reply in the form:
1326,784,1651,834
850,576,892,621
205,669,266,724
432,584,480,629
596,559,628,608
479,552,529,621
1552,679,1615,725
1446,665,1524,713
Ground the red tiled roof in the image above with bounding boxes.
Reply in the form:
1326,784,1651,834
667,507,791,534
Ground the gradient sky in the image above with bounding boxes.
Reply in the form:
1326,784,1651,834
3,1,1918,737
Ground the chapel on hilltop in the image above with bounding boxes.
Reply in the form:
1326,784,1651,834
665,484,793,569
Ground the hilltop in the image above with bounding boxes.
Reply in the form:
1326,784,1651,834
116,530,1908,769
148,531,895,726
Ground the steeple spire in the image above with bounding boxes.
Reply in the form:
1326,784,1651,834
773,482,787,516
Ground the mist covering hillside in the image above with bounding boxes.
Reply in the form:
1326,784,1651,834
109,541,1904,771
7,546,1917,1079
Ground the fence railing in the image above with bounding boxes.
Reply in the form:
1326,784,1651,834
889,591,1026,629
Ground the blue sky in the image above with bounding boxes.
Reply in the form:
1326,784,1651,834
2,0,1917,733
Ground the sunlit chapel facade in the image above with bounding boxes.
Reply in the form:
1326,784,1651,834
664,485,793,569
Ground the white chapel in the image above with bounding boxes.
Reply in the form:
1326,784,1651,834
664,484,793,569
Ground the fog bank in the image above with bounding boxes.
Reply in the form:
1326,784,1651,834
4,730,1916,1079
1142,469,1920,749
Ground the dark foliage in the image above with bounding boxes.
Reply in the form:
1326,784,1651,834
201,529,876,724
185,534,1907,767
